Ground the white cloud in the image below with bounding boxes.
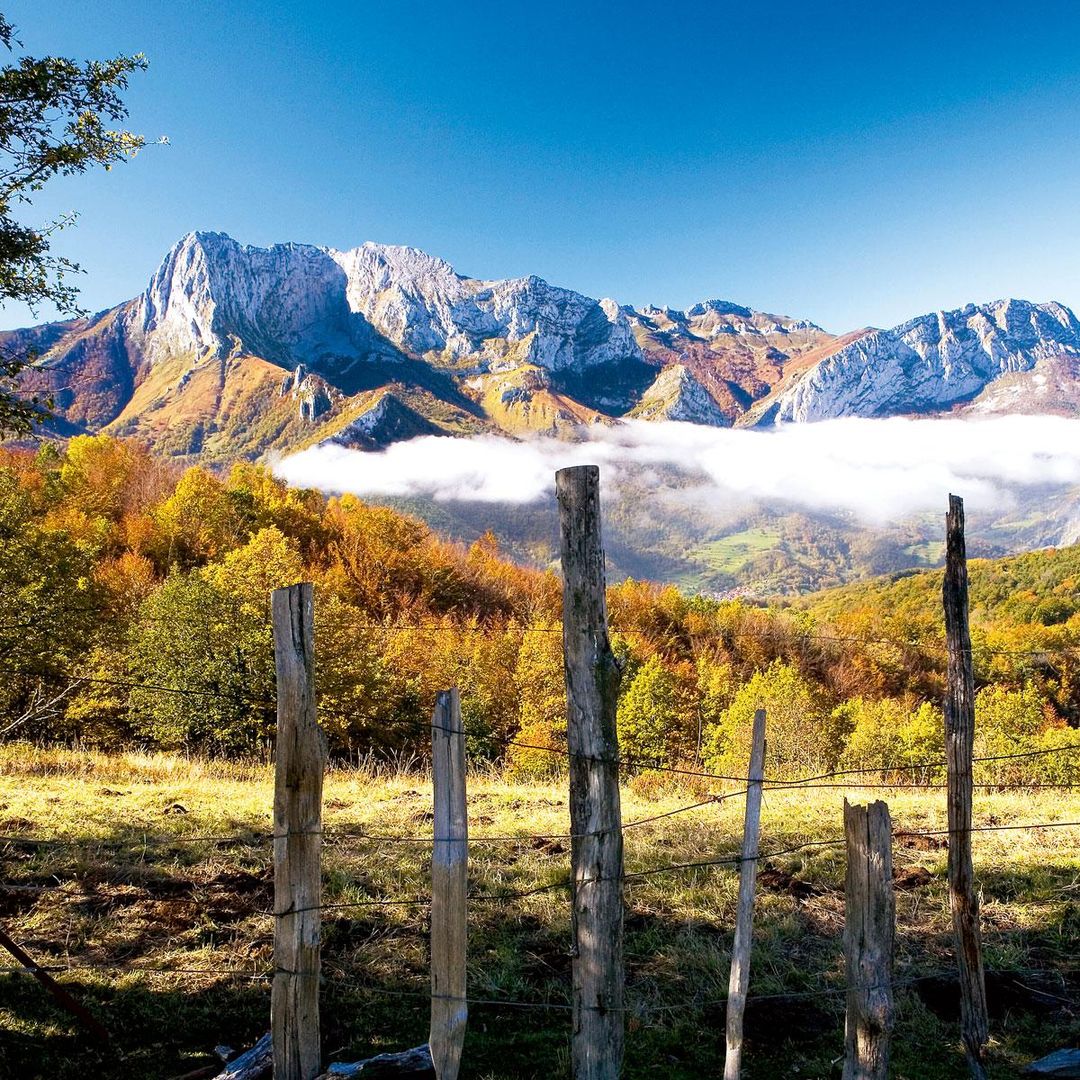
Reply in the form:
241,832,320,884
273,415,1080,525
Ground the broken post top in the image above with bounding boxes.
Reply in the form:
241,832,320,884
557,464,599,483
946,494,966,556
843,796,892,820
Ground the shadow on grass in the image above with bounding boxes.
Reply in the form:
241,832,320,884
2,828,1079,1078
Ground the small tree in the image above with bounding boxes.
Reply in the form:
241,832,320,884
898,701,944,782
974,683,1050,785
0,465,98,738
704,660,829,778
617,655,678,765
507,625,566,778
837,697,909,778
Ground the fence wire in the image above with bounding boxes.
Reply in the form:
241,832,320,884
3,612,1080,1068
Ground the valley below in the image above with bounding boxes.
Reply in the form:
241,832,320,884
11,230,1080,596
277,417,1080,596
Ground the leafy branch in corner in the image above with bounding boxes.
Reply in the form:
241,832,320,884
0,13,150,436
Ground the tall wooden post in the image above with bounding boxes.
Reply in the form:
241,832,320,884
723,708,766,1080
272,583,326,1080
943,495,989,1079
430,689,468,1080
557,465,624,1080
843,800,895,1080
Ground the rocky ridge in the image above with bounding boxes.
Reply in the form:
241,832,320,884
7,232,1080,462
756,300,1080,422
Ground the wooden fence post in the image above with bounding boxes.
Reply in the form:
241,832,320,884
843,799,894,1080
430,688,468,1080
723,707,766,1080
943,494,989,1079
557,465,624,1080
272,582,327,1080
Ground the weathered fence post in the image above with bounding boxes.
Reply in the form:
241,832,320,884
723,707,767,1080
843,799,894,1080
430,688,468,1080
557,465,625,1080
272,582,327,1080
943,494,989,1079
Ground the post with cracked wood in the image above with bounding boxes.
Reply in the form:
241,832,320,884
429,688,468,1080
556,464,625,1080
843,799,895,1080
943,494,989,1079
723,707,767,1080
272,582,328,1080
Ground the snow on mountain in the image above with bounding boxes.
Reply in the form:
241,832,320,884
630,299,827,345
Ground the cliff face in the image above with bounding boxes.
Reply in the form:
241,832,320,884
754,300,1080,423
126,232,641,376
8,232,1080,462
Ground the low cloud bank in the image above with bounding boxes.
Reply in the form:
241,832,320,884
273,415,1080,524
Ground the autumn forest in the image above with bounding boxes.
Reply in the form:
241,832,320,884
0,434,1075,785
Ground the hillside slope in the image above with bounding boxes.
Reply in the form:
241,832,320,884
13,232,1079,467
751,300,1080,423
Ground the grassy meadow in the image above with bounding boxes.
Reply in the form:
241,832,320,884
1,745,1078,1079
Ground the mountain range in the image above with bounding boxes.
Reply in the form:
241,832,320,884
9,231,1080,463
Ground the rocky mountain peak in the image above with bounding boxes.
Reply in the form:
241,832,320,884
136,231,369,368
687,299,754,319
125,232,646,376
759,298,1080,424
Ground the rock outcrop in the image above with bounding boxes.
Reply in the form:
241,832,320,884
755,300,1080,423
7,232,1080,462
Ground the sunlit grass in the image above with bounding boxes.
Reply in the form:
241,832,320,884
0,745,1077,1078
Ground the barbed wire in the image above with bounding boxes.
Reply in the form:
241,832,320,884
5,957,1072,1020
259,819,1080,919
405,712,1080,787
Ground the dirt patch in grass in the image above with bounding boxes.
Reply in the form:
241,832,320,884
758,862,821,900
0,816,36,832
894,866,935,890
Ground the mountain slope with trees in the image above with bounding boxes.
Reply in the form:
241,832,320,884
0,434,1076,782
11,232,1080,467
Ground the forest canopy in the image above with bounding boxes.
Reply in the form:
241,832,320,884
0,434,1077,783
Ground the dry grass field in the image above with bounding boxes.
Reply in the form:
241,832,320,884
1,744,1078,1078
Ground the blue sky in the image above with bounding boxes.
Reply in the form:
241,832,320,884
5,0,1080,332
